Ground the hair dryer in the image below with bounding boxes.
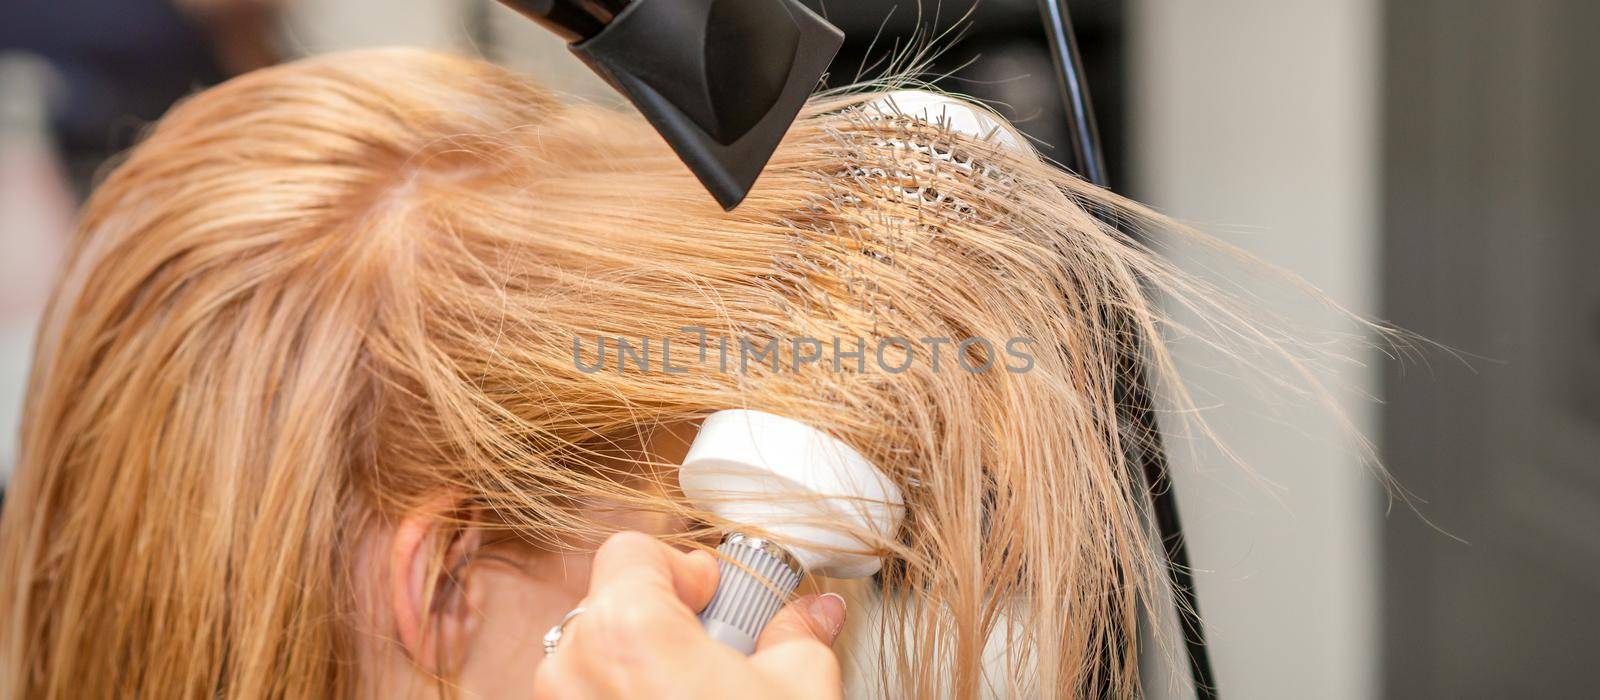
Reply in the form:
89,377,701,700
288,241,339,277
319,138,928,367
494,0,843,211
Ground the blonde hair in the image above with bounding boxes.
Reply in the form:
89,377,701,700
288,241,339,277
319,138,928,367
0,47,1331,697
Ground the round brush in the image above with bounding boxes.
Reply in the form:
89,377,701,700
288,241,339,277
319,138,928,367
679,409,904,654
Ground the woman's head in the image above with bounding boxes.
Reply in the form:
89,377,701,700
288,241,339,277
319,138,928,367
0,47,1202,697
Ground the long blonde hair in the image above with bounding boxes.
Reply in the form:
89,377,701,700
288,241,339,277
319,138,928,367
0,47,1332,697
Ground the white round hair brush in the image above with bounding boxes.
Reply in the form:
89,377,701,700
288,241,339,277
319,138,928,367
680,409,905,654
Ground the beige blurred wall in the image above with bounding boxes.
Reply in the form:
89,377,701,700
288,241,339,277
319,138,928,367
283,0,467,53
0,55,73,482
281,0,610,100
1131,1,1380,698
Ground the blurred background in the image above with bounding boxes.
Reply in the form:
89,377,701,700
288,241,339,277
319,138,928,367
1,0,1595,697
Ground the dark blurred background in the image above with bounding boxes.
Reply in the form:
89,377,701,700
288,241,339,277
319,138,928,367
1,1,1595,697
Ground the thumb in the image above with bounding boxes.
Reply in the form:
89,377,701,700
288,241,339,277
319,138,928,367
749,593,847,697
757,593,847,650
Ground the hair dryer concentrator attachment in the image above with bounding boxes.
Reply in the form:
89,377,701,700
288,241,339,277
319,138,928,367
681,409,905,654
496,0,845,210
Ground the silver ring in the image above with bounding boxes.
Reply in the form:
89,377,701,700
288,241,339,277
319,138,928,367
542,606,587,658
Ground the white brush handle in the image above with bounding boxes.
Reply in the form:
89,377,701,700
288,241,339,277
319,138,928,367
698,533,803,654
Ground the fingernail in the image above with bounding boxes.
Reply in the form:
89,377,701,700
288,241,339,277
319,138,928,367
807,592,847,642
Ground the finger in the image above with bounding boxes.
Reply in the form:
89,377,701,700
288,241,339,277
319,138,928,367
588,531,719,611
679,549,719,613
754,592,847,651
551,534,719,688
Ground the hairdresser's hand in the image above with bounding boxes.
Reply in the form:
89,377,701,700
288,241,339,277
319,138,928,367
532,531,846,700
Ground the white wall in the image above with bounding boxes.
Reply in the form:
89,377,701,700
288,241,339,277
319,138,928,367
283,0,467,54
282,0,609,100
0,55,73,483
1130,1,1380,698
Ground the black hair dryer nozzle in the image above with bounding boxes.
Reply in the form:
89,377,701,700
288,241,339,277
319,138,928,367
498,0,844,210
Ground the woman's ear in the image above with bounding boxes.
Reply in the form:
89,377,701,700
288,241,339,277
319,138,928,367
389,501,484,674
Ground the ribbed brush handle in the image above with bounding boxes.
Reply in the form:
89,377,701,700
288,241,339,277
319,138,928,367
698,533,803,654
